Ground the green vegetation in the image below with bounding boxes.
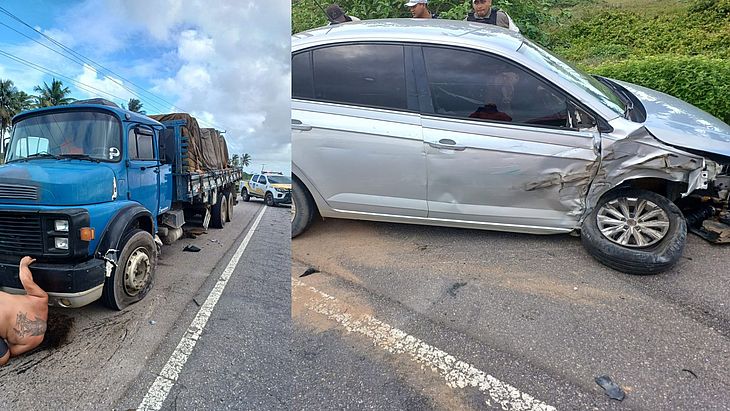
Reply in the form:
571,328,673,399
292,0,730,124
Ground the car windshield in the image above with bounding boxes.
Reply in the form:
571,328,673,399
6,110,122,163
518,39,625,117
268,175,292,184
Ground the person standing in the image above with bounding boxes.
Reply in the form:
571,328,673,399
405,0,437,19
325,4,360,24
466,0,519,32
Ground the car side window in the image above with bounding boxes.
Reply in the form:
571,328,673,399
292,51,314,99
311,44,407,110
422,46,584,129
258,175,267,184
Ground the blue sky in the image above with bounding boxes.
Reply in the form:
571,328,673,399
0,0,291,173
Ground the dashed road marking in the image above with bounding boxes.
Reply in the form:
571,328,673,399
138,206,267,411
293,278,557,411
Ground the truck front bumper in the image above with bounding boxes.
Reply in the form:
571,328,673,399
0,258,106,308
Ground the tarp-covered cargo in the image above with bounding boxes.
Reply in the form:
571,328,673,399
200,128,222,170
149,113,204,173
151,114,231,172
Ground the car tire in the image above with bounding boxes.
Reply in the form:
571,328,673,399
101,229,157,310
241,188,250,202
226,192,234,222
265,192,276,207
581,188,686,275
292,178,315,238
211,194,227,229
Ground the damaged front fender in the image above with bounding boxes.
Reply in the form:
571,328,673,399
583,126,711,222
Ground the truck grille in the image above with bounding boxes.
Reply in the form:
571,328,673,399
0,212,43,254
0,184,38,200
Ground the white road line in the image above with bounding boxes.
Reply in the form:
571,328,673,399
293,279,557,411
138,207,267,411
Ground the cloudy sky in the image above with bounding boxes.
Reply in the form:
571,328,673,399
0,0,291,173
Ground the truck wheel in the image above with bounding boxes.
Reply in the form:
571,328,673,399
241,188,250,202
581,188,686,275
265,192,276,207
211,194,227,229
292,178,315,238
226,192,234,222
101,229,157,310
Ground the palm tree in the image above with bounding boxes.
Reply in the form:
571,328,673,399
1,79,33,153
34,78,75,107
231,154,240,167
125,98,146,114
241,153,251,167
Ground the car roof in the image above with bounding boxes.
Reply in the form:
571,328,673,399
292,18,523,54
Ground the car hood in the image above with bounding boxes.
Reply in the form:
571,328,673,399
271,184,291,190
0,161,116,206
618,81,730,157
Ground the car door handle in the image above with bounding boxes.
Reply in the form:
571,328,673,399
428,139,466,151
291,119,312,131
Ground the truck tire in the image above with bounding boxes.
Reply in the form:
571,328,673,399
211,194,227,229
581,188,686,275
241,188,250,202
101,229,157,310
265,192,276,207
226,192,234,222
292,178,315,238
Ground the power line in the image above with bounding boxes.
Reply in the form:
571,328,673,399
0,49,145,106
0,6,230,131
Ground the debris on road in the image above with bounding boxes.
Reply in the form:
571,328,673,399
682,369,698,378
447,282,467,297
149,320,157,325
595,375,625,400
183,245,201,252
300,267,320,278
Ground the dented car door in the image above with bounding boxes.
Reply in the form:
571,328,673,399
417,45,600,232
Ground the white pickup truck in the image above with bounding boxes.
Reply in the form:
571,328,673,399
241,173,292,206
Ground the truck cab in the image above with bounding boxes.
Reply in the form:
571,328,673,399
0,100,171,309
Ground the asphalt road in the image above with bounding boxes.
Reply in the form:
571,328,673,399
292,217,730,410
0,199,290,410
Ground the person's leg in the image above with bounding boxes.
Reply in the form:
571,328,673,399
0,339,10,366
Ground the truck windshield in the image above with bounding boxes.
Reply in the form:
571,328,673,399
268,175,292,184
6,111,122,163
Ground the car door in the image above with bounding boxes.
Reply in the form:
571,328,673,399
417,45,601,231
291,43,428,218
257,175,268,196
127,125,160,216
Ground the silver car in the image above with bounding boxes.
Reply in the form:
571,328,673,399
291,19,730,274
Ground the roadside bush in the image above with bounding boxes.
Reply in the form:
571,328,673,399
549,10,730,64
292,0,567,44
591,55,730,124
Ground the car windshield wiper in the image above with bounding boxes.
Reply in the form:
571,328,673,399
8,152,62,162
58,153,100,163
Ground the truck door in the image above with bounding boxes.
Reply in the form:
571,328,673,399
127,126,160,216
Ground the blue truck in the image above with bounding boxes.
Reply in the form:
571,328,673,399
0,100,242,310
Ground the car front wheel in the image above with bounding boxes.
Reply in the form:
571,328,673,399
241,188,250,202
581,188,686,275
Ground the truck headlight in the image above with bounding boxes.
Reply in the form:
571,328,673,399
54,220,69,232
54,237,69,250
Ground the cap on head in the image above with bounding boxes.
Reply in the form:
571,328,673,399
404,0,428,6
325,4,348,23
